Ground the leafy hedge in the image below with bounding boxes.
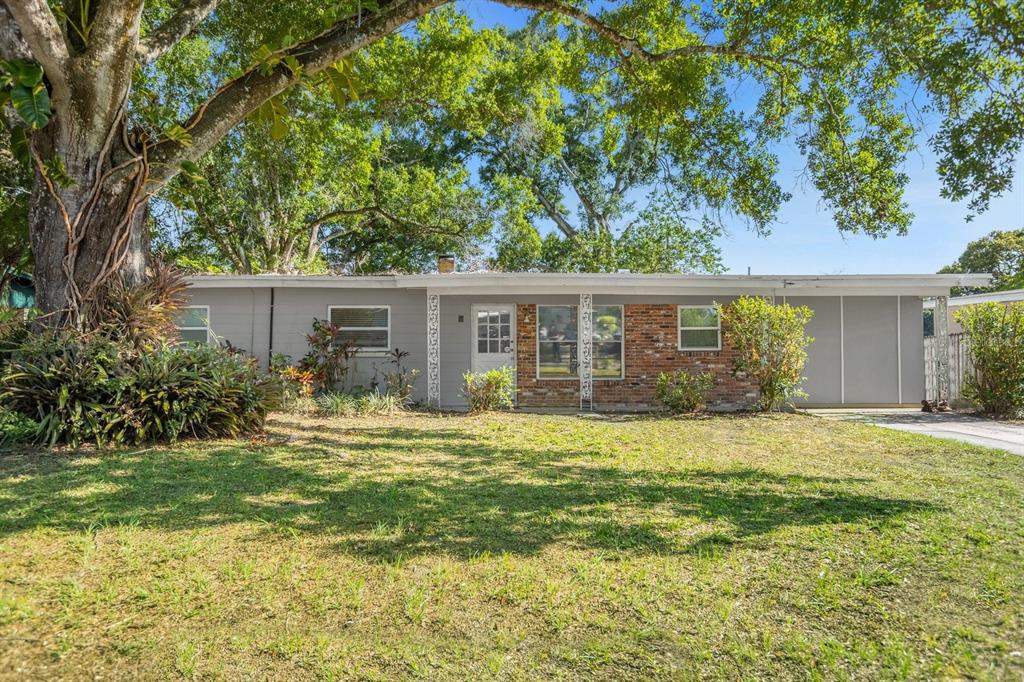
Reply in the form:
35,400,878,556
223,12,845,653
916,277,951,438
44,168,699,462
956,301,1024,418
655,370,714,414
0,336,281,447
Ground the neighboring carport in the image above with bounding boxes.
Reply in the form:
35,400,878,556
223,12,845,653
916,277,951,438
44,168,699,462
810,408,1024,456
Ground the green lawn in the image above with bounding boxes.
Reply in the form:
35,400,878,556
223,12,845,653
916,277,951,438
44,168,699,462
1,413,1022,680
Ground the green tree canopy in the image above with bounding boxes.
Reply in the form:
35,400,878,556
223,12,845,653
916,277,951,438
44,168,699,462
940,228,1024,294
1,0,1022,317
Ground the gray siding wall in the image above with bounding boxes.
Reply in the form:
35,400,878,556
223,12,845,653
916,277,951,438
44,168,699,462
186,286,926,408
185,286,429,402
786,296,842,404
186,287,272,361
788,294,923,405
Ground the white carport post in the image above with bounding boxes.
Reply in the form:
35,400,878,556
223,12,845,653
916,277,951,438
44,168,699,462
426,291,441,408
579,293,593,411
934,295,950,403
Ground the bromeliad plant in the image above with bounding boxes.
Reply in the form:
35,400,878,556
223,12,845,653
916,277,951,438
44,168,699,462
383,347,420,404
723,297,815,412
0,332,281,447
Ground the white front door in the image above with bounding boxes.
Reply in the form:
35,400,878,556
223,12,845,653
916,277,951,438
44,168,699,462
472,304,516,374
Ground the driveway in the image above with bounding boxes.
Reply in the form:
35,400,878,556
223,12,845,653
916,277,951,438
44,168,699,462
809,408,1024,456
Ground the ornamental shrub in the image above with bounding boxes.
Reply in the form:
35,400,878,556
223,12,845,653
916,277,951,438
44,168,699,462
723,296,815,411
312,390,406,417
462,367,515,413
955,302,1024,418
0,407,38,444
655,370,714,414
0,333,281,447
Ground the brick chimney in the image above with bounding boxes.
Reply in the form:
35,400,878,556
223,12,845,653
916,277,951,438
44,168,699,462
437,254,456,273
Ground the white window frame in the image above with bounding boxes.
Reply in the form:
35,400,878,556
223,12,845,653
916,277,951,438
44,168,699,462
536,304,580,380
592,304,624,381
326,304,391,354
176,305,210,344
677,304,721,351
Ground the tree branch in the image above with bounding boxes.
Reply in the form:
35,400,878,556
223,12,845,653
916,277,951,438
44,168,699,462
498,0,803,69
146,0,801,196
147,0,448,187
529,177,577,237
137,0,222,63
1,0,71,102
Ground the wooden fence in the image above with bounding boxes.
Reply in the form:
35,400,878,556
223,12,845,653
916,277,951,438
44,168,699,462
924,332,974,403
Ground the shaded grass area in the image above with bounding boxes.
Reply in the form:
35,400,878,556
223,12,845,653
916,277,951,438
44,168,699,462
1,413,1022,679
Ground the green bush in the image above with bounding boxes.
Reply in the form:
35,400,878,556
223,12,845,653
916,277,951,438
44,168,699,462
655,370,714,414
0,334,281,447
462,367,515,413
0,407,38,444
955,302,1024,418
723,297,815,411
313,390,405,417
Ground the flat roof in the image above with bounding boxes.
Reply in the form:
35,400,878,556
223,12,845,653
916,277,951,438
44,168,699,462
923,287,1024,308
186,272,991,297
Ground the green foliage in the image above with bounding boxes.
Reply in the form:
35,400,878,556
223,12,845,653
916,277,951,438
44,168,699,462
0,127,32,283
462,367,516,413
655,370,714,414
299,319,357,393
312,390,406,417
0,59,51,129
84,263,189,350
0,406,38,444
723,297,815,412
955,302,1024,418
0,336,281,447
940,229,1024,295
382,348,420,404
156,85,489,275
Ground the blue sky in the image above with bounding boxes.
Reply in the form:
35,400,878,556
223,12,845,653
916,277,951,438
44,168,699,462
458,2,1024,275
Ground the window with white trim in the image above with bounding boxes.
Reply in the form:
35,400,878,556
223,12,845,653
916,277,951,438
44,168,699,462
593,305,623,379
537,305,578,378
175,306,210,344
328,306,390,351
678,305,721,350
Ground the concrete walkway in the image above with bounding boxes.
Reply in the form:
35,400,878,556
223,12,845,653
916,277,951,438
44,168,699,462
809,408,1024,456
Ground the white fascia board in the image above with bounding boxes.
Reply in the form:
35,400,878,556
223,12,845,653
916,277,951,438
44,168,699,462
186,275,401,288
947,288,1024,307
186,272,993,295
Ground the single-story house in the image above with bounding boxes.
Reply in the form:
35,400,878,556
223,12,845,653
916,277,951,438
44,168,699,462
924,288,1024,335
182,271,989,411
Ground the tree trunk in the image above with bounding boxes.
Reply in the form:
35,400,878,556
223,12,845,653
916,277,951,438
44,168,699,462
28,126,149,325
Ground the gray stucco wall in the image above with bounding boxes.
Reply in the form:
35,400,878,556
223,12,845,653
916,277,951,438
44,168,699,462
186,287,272,361
786,296,843,404
185,286,429,402
185,285,926,408
788,294,923,405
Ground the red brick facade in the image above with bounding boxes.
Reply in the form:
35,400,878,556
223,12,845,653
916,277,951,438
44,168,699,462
515,303,758,410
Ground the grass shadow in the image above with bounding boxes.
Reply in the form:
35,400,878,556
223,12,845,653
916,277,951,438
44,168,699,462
0,418,933,559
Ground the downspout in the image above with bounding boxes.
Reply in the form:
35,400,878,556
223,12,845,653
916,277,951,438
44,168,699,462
268,287,275,363
249,287,257,359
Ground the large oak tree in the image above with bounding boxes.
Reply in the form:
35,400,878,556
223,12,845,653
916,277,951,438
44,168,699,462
1,0,1020,323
